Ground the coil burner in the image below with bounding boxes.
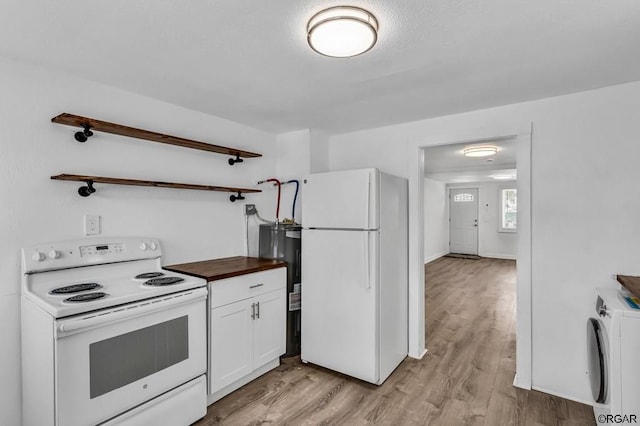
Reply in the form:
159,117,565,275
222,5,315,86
49,283,102,295
143,277,185,287
64,292,108,303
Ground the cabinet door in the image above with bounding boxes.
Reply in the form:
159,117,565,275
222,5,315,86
209,298,254,393
253,289,286,369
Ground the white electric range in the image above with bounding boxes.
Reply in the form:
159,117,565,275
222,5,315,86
21,237,208,426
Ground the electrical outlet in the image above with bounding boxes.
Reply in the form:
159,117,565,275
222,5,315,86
245,204,257,216
84,214,100,235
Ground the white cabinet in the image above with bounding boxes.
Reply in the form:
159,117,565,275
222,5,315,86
208,268,286,402
253,290,286,368
209,298,254,391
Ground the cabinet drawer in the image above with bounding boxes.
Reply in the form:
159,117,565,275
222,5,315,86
209,268,286,309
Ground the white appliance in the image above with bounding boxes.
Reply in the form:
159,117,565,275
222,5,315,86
21,237,208,426
587,288,640,421
301,168,408,385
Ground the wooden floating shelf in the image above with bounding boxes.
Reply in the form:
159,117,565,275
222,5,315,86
51,113,261,164
51,174,260,202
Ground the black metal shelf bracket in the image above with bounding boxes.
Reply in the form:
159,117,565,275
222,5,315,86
74,125,94,143
228,155,244,166
78,180,96,197
229,192,245,202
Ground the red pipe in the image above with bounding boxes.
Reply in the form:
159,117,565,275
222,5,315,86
266,179,281,221
258,178,282,222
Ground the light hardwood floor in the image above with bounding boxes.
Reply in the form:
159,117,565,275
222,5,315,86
194,257,595,425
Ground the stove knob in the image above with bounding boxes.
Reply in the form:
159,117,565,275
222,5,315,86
149,242,157,250
32,252,46,262
48,250,61,259
140,242,147,251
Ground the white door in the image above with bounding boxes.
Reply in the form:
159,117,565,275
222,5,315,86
449,188,479,255
302,169,378,230
209,298,254,393
301,229,378,383
253,289,286,369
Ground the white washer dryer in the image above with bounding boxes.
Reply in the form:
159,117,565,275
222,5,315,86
587,288,640,421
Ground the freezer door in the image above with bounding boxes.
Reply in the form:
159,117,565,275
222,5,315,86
302,169,378,229
301,229,379,384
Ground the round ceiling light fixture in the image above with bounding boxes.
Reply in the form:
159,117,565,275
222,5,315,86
307,6,378,58
463,145,498,158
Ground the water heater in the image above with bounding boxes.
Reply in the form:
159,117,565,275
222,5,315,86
259,223,302,357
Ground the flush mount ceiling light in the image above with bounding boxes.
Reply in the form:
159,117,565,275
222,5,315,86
307,6,378,58
463,145,498,157
490,174,516,180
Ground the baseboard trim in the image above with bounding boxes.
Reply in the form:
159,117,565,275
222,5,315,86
408,348,428,360
480,253,517,260
424,251,448,264
530,385,594,407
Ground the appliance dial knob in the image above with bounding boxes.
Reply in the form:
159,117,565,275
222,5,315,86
149,242,157,250
140,242,147,251
48,250,61,259
32,252,46,262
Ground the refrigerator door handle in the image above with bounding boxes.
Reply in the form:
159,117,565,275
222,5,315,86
363,232,371,289
364,174,370,229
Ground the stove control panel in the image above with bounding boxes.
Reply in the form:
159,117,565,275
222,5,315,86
80,243,125,257
22,237,162,273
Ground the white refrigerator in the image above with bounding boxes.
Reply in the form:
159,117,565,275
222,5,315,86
301,168,408,385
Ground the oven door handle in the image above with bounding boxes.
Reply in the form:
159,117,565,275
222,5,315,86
57,287,208,335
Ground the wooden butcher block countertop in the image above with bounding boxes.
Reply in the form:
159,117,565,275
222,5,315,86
163,256,286,282
616,275,640,299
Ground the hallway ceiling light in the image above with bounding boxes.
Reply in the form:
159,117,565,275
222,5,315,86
463,145,498,157
490,174,516,180
307,6,378,58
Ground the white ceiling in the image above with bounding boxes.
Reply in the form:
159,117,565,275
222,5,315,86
1,1,639,134
424,137,516,183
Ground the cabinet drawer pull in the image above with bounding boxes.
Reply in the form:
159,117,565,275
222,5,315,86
249,283,264,289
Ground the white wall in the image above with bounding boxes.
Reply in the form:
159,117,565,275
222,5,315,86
447,181,517,259
423,178,448,263
275,129,310,222
327,80,640,404
0,57,279,426
309,129,330,173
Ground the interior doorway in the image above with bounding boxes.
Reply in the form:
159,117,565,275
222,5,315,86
414,130,531,388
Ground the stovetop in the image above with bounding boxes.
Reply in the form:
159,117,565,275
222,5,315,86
21,237,207,318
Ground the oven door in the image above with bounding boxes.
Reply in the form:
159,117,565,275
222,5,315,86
55,287,207,426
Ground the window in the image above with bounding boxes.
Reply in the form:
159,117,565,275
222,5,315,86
453,193,474,202
499,188,517,232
